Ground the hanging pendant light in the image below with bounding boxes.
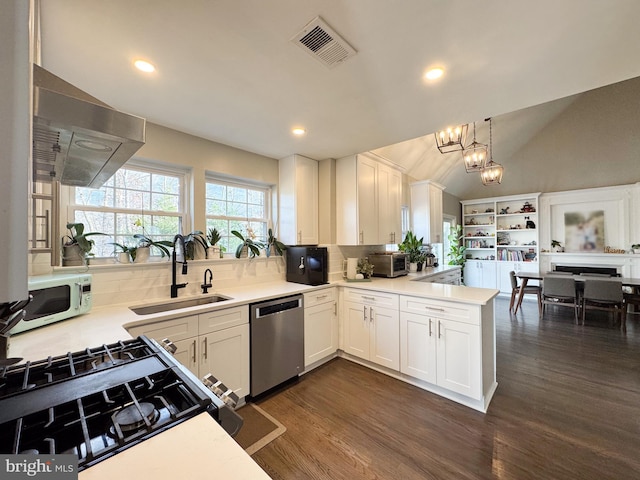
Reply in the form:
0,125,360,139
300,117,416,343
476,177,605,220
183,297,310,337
434,124,468,154
480,117,504,185
462,122,487,173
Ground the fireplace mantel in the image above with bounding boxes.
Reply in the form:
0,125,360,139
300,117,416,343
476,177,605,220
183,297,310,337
541,252,639,277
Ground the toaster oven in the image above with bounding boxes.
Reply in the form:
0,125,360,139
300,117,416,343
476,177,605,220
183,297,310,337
368,253,408,278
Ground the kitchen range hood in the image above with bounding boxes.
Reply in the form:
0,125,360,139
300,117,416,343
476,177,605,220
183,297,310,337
32,64,146,187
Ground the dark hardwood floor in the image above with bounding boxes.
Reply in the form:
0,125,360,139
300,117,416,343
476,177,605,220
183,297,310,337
250,297,640,479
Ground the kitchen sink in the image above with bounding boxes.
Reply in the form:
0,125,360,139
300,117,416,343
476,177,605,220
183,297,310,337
130,295,232,315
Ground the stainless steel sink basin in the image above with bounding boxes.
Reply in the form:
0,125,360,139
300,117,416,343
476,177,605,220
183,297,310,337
130,295,232,315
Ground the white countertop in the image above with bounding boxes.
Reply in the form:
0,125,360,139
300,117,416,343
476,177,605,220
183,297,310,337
7,267,496,479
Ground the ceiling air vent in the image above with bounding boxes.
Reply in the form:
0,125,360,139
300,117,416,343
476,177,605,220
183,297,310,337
291,16,356,68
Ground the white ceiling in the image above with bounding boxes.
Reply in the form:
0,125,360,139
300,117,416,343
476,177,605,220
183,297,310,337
38,0,640,197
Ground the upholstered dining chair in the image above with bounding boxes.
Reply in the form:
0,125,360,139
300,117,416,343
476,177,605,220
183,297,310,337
541,275,579,323
509,271,541,315
581,279,625,330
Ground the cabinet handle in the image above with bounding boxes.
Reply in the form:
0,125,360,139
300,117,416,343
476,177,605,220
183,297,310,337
425,306,445,312
359,230,364,244
362,296,375,301
429,319,432,336
192,339,196,363
298,230,302,243
334,302,337,316
438,321,442,338
363,305,367,323
316,294,328,300
369,307,374,323
203,337,208,360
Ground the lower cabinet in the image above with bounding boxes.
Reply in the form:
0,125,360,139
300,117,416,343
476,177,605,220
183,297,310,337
127,305,250,399
464,260,497,288
342,288,400,371
303,288,338,367
400,296,482,400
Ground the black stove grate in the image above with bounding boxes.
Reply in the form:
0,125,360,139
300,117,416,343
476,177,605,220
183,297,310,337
0,337,219,471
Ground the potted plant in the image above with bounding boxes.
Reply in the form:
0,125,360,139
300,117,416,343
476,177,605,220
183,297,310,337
231,229,264,258
183,230,208,260
265,228,286,257
357,257,375,279
110,242,133,263
398,231,423,272
447,225,467,283
132,233,173,263
207,228,223,259
551,239,564,252
62,222,106,266
632,243,640,254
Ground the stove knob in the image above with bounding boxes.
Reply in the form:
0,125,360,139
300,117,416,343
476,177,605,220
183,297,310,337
160,338,177,355
202,373,226,397
221,389,240,408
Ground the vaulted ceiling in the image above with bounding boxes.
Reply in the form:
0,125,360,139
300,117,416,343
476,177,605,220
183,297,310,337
38,1,640,198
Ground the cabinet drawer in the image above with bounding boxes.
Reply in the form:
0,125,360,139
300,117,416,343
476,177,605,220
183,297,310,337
400,296,475,324
344,288,399,309
199,306,248,335
304,287,336,308
127,315,199,342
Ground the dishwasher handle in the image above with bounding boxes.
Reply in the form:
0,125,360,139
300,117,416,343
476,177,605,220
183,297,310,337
253,296,303,318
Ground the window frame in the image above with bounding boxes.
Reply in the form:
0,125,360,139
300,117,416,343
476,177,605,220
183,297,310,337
204,175,272,256
64,159,191,259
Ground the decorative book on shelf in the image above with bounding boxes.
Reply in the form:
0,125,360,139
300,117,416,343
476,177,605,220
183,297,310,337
497,232,511,245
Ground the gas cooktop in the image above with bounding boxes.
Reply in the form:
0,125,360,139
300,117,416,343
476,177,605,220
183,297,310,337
0,336,242,471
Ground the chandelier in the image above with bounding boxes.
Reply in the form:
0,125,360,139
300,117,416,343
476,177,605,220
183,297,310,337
462,122,487,173
434,124,468,154
480,117,504,185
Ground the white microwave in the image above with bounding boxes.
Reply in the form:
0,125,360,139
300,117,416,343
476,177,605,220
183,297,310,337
11,273,92,334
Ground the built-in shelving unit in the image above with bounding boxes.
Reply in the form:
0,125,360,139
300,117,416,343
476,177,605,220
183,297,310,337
461,193,541,292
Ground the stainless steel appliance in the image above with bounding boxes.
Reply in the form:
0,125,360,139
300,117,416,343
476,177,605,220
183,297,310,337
286,246,328,285
0,336,242,471
250,295,304,396
10,273,92,334
369,252,409,277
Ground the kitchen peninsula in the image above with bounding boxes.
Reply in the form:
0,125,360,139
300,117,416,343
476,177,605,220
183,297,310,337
8,267,497,477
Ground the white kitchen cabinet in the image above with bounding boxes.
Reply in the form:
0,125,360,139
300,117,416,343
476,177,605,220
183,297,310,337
199,324,250,399
303,288,338,368
400,296,484,401
410,180,445,244
126,306,250,399
342,288,399,370
378,163,403,244
464,260,496,288
496,261,539,294
336,153,402,245
279,154,318,245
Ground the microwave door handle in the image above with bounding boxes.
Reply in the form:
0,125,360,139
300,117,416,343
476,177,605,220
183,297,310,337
77,283,83,309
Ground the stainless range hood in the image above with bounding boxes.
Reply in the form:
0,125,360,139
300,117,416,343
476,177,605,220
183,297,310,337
32,64,146,187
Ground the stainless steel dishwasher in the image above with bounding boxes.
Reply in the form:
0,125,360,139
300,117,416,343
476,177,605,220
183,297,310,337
250,294,304,396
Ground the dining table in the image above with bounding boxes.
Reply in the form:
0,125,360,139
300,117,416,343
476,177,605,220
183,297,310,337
515,271,640,314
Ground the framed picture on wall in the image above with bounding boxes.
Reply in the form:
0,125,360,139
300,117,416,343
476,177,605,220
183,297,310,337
564,210,605,252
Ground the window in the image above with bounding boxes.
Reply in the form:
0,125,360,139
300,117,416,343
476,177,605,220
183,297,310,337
205,178,270,255
70,163,187,257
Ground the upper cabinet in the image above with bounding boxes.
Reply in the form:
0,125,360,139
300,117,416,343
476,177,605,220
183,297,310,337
279,155,318,245
336,154,402,245
410,181,445,244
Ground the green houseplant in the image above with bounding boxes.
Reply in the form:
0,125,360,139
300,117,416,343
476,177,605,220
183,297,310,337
183,230,208,260
398,231,423,271
231,230,264,258
109,242,134,263
447,224,467,283
265,228,286,257
207,228,223,259
632,243,640,254
62,222,106,266
132,233,174,261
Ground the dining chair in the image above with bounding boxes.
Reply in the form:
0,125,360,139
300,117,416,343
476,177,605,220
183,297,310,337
581,279,624,330
622,290,640,333
509,271,541,315
541,275,579,323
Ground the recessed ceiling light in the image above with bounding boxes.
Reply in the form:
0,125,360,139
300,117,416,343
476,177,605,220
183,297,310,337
425,67,444,80
134,59,156,73
292,127,306,136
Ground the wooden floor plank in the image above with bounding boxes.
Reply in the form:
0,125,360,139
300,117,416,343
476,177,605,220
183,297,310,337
251,297,640,479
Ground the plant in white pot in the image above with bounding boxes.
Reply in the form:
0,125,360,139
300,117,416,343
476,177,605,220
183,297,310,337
398,231,423,272
231,229,263,258
131,234,173,263
206,228,223,259
109,242,134,263
632,243,640,254
265,228,286,257
62,222,106,266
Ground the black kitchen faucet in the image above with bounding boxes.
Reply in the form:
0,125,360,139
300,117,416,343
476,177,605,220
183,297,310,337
201,268,213,294
171,234,188,298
